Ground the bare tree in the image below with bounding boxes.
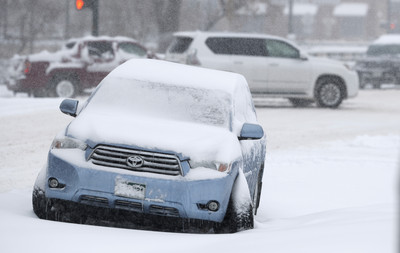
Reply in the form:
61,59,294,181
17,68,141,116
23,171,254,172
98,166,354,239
203,0,247,31
151,0,182,51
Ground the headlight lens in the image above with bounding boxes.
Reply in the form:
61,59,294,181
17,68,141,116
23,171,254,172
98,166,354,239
189,161,231,173
51,136,87,150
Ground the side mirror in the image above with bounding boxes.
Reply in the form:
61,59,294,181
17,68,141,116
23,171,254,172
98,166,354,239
239,123,264,140
60,99,79,117
300,51,308,61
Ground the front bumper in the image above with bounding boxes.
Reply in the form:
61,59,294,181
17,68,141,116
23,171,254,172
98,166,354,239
6,78,25,93
343,70,359,98
42,149,236,223
357,69,398,85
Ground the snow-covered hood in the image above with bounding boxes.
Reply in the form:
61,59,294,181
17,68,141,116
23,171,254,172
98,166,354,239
66,111,242,163
308,56,345,67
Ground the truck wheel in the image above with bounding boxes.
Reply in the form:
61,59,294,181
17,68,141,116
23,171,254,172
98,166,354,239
54,78,77,98
288,98,314,107
316,78,344,108
32,88,50,98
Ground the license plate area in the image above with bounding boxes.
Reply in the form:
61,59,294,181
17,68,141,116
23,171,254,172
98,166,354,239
115,178,146,200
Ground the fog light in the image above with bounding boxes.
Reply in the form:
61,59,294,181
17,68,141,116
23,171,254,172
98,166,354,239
48,178,59,188
207,201,219,212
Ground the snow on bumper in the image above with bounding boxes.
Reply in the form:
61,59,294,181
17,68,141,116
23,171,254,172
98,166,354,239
344,70,359,98
43,149,236,223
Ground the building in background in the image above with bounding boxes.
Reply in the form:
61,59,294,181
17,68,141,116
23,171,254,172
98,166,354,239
210,0,395,42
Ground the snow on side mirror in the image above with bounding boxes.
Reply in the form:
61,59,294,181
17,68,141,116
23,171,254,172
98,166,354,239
60,99,79,117
239,123,264,140
300,51,308,61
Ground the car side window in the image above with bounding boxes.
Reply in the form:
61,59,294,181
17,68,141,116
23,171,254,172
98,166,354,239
168,37,193,53
206,37,268,57
266,40,300,59
87,41,114,60
119,42,147,57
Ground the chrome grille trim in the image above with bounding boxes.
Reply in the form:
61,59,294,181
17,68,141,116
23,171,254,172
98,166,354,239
90,145,182,176
80,195,109,207
149,205,180,217
115,200,143,212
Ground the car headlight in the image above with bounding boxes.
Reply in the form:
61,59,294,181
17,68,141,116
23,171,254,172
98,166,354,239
189,161,231,173
51,136,87,150
343,63,353,71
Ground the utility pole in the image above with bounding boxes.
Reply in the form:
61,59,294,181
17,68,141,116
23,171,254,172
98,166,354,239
387,0,392,33
75,0,99,36
91,0,99,36
288,0,294,35
65,0,70,39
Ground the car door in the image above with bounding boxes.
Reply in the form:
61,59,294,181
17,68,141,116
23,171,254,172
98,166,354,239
264,39,312,94
205,37,268,92
84,41,118,85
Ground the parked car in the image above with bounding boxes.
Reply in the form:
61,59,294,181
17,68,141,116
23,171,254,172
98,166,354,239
6,36,152,97
32,59,266,233
355,34,400,88
165,31,359,108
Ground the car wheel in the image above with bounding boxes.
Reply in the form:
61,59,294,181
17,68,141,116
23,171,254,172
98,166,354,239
215,171,254,233
288,98,314,107
32,87,50,98
53,78,77,98
32,187,49,219
316,78,344,108
373,83,381,89
253,163,264,215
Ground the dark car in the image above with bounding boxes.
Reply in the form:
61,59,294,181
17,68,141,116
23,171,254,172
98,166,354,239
355,34,400,88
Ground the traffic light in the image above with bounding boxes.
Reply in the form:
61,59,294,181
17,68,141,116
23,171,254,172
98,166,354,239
75,0,99,36
75,0,97,11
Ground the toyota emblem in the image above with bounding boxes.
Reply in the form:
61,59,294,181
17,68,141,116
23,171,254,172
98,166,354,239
126,156,144,168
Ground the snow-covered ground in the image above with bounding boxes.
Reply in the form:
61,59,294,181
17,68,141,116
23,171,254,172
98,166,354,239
0,84,399,253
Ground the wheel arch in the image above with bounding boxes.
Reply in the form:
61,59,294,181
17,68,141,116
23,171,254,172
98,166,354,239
49,71,80,85
314,74,348,99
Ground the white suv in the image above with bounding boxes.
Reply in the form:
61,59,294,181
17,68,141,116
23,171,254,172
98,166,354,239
165,32,359,108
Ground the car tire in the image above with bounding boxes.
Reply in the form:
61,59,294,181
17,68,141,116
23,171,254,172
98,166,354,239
253,163,264,215
373,83,381,89
32,187,49,219
288,98,314,108
32,87,50,98
215,172,254,233
53,76,78,98
315,78,344,108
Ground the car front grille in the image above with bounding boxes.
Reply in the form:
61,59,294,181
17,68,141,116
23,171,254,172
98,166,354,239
364,61,392,69
149,205,180,217
90,145,182,176
80,195,109,207
115,200,143,212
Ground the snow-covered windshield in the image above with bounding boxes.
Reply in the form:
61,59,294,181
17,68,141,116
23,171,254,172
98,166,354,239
366,44,400,56
85,78,232,129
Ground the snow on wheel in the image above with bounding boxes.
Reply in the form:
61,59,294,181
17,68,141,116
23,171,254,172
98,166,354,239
253,163,264,215
288,98,314,108
32,187,49,219
216,170,254,233
316,78,344,108
54,78,77,98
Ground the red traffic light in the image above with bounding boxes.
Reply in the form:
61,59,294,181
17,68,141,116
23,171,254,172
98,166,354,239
75,0,97,10
76,0,84,10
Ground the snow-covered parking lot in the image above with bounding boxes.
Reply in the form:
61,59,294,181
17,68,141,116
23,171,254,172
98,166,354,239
0,84,399,253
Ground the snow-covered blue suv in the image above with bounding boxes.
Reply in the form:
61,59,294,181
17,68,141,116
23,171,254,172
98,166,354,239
32,59,266,232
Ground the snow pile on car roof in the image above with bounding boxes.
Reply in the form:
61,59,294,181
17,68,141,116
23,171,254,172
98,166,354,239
104,59,247,95
373,34,400,45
